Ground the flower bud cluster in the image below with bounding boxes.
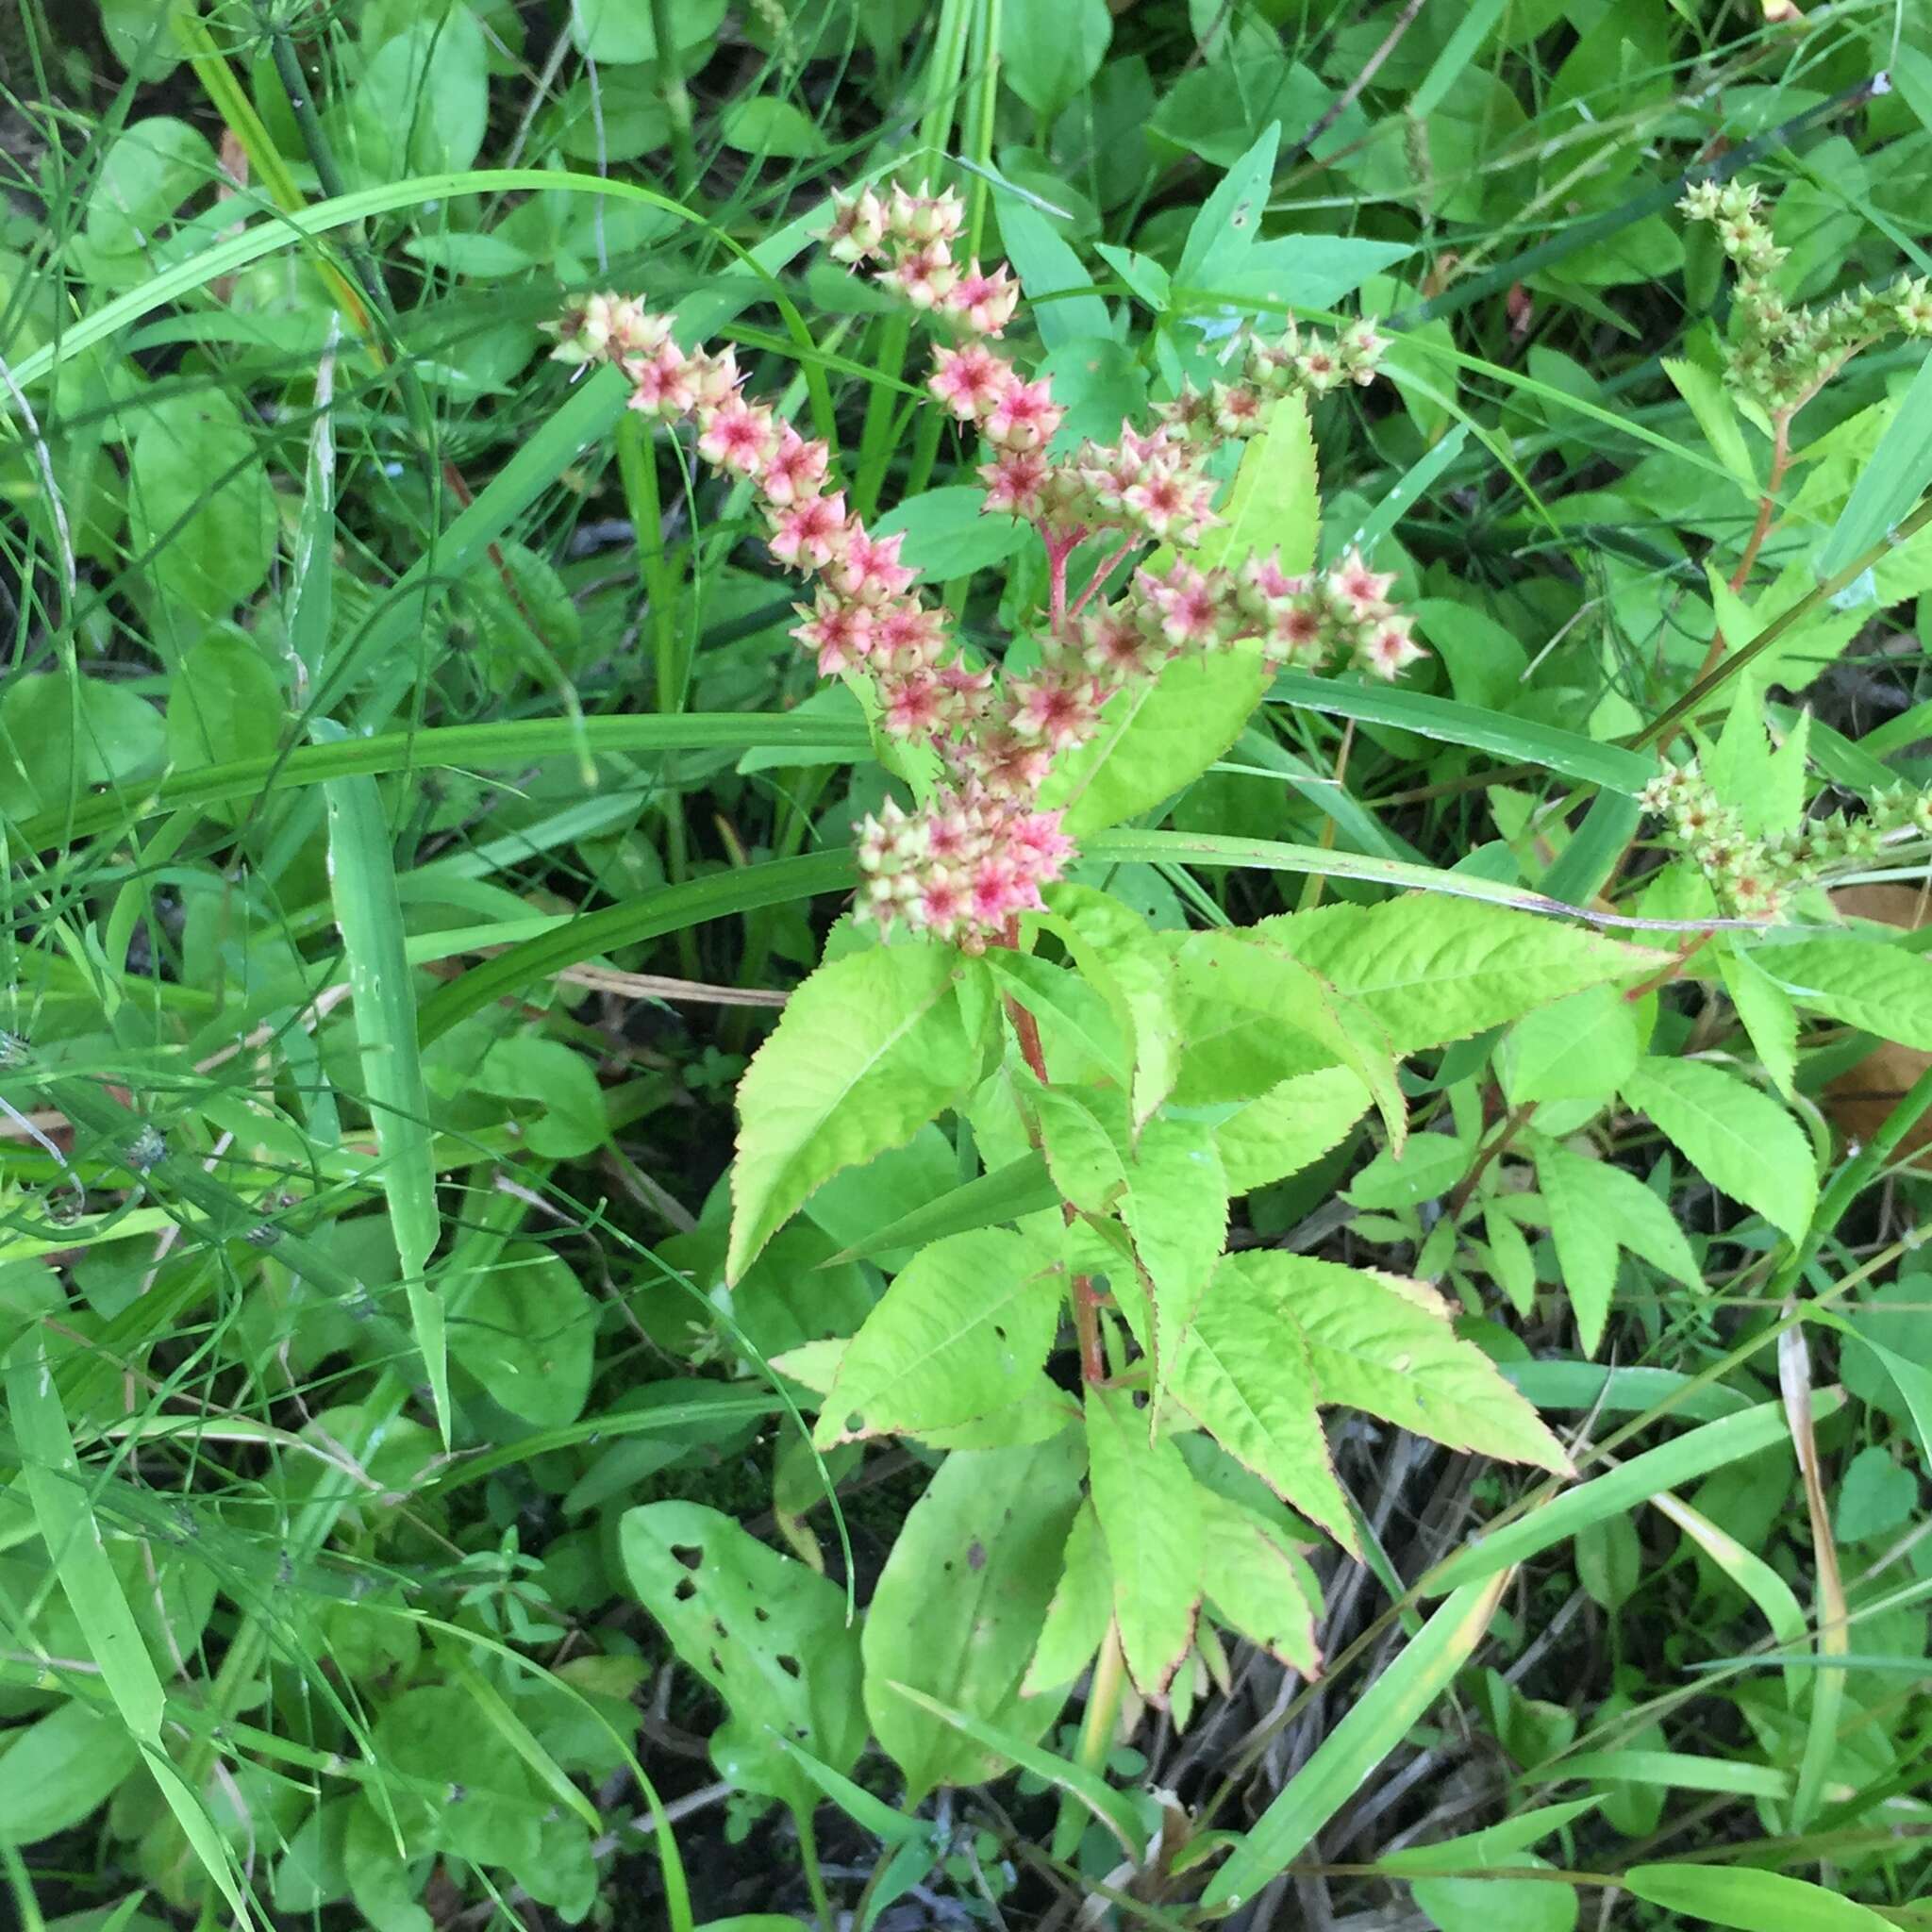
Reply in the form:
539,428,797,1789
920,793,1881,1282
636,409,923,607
1640,758,1932,920
550,180,1421,949
1679,179,1932,412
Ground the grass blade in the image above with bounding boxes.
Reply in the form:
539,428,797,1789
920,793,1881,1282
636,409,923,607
322,750,447,1439
1199,1574,1509,1910
6,1338,253,1922
1421,1391,1845,1597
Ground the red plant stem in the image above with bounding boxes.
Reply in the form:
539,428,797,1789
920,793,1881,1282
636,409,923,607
1038,524,1085,640
1004,986,1108,1385
1624,927,1717,1002
1069,538,1140,621
1728,409,1792,594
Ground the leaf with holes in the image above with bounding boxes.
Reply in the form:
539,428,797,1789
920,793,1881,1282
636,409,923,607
620,1502,864,1811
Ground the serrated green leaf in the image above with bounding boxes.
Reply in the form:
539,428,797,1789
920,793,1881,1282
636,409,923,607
1534,1141,1622,1355
1198,1488,1320,1676
1041,889,1181,1126
1277,895,1661,1056
1619,1058,1815,1242
1084,1385,1203,1696
814,1229,1064,1447
862,1437,1085,1799
728,945,988,1281
1035,1085,1128,1214
1241,1254,1572,1473
1755,935,1932,1052
1500,983,1640,1105
1024,1500,1112,1695
1124,1114,1228,1402
1720,941,1798,1098
1214,1064,1373,1194
1166,1256,1356,1550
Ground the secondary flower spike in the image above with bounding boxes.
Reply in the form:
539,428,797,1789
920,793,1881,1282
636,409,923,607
546,179,1425,948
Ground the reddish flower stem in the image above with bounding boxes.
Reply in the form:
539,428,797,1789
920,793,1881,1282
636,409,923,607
1069,538,1140,621
1004,986,1108,1385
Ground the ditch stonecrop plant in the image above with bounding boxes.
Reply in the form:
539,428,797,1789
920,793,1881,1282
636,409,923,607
546,184,1679,1896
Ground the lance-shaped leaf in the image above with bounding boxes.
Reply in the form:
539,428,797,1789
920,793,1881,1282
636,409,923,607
1084,1385,1204,1697
1024,1500,1112,1695
728,943,991,1281
1122,1114,1228,1406
1215,1064,1374,1196
863,1436,1086,1798
1165,1256,1357,1550
1177,930,1406,1150
620,1501,863,1812
1198,1488,1322,1678
1269,894,1664,1055
814,1228,1063,1447
1534,1139,1702,1355
1040,889,1181,1127
1755,934,1932,1052
1224,1253,1572,1474
1035,1083,1129,1216
1619,1057,1815,1242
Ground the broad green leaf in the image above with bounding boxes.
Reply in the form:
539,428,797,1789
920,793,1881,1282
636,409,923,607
1035,1086,1128,1214
164,626,285,820
814,1228,1065,1447
1049,393,1317,833
1123,1115,1228,1398
862,1437,1086,1798
1409,1857,1575,1932
719,95,827,158
1833,1443,1916,1542
873,486,1028,580
1166,1255,1356,1549
1201,1575,1509,1909
620,1502,863,1811
994,193,1110,350
728,944,988,1281
1621,1864,1892,1932
1534,1140,1621,1355
0,1700,141,1846
1241,1255,1571,1473
1176,121,1279,291
449,1244,595,1428
999,0,1115,128
566,0,724,58
340,14,490,179
84,115,213,265
1279,896,1661,1056
1024,1501,1112,1694
1041,888,1181,1124
1084,1385,1203,1696
1198,1488,1320,1676
1755,935,1932,1052
1214,1064,1373,1195
0,673,165,822
1499,984,1640,1105
1619,1058,1815,1242
1176,929,1406,1147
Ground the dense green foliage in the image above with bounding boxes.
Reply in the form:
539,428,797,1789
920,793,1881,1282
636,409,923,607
8,3,1932,1929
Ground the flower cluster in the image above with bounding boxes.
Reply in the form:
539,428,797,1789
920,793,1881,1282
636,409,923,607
1679,179,1932,413
1640,758,1932,920
550,179,1422,948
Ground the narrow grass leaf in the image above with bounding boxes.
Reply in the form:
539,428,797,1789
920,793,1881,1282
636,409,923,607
1200,1574,1508,1909
1622,1864,1893,1932
1422,1391,1844,1595
322,754,446,1438
1817,355,1932,578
